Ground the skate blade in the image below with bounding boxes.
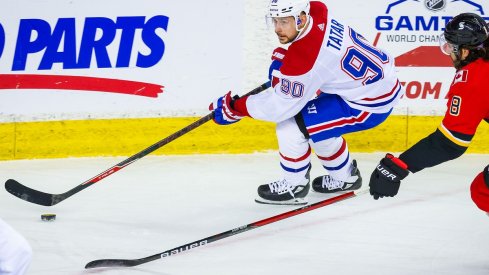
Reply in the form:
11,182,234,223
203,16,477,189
311,188,348,194
254,197,308,205
311,185,362,194
311,189,357,194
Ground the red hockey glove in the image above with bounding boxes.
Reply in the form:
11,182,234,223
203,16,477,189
209,91,246,125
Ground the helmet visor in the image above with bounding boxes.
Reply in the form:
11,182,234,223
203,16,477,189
439,33,457,55
265,15,296,30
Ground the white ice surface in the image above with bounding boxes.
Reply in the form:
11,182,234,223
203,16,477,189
0,153,488,275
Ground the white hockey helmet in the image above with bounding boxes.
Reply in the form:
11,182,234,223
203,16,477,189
266,0,310,30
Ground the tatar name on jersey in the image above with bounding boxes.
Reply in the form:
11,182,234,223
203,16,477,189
325,19,345,52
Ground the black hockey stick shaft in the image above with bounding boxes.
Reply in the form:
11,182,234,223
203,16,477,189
5,82,270,206
85,190,367,269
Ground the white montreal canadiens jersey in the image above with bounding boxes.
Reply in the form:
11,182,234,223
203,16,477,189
246,1,403,123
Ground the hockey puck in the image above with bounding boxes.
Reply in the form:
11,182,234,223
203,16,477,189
41,214,56,222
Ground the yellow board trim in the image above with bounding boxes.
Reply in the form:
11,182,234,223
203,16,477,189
0,115,488,161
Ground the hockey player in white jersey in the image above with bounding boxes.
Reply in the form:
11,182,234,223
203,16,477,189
0,218,32,275
209,0,404,205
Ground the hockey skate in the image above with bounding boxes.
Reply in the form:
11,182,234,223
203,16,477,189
312,160,362,193
255,166,311,205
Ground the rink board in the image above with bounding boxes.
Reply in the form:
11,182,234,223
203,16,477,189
1,0,489,160
0,115,488,160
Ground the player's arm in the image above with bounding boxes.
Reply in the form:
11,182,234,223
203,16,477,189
398,125,470,173
241,70,320,122
238,48,322,123
369,75,489,199
208,47,288,125
400,85,485,172
368,126,470,200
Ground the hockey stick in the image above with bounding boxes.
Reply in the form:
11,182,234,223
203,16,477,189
5,82,271,206
85,189,368,269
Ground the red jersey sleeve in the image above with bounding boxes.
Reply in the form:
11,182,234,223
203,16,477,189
440,60,489,146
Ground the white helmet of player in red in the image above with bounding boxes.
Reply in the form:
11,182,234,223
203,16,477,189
266,0,310,31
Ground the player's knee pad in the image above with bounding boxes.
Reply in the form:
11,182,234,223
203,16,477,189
470,165,489,212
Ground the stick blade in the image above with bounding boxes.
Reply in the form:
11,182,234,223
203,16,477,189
5,179,55,206
85,259,140,269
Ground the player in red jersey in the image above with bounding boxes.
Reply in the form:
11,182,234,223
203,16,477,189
369,13,489,214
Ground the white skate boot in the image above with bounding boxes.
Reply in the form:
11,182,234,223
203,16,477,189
312,160,362,193
255,166,311,205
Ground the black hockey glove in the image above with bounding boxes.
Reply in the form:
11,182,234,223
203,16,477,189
369,154,409,200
